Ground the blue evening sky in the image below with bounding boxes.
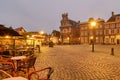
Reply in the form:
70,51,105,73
0,0,120,33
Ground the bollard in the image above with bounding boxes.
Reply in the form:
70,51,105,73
111,48,114,55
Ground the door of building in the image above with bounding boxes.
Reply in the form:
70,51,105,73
117,39,120,44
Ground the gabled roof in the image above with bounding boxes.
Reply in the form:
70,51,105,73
69,20,78,27
15,27,26,32
107,14,120,22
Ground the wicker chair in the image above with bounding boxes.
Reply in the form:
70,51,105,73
0,70,12,79
28,67,54,80
18,56,36,75
0,50,15,76
0,61,15,76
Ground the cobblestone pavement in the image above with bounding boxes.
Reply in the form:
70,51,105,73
34,45,120,80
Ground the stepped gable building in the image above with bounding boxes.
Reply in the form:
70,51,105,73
104,12,120,44
15,27,26,35
80,18,105,44
59,13,80,44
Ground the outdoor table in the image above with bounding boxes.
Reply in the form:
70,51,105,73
3,76,28,80
11,56,26,73
17,49,27,56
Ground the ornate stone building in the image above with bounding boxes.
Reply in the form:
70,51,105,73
59,13,80,44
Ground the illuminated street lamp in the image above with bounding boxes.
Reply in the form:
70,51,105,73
90,21,97,52
39,31,44,35
91,21,96,27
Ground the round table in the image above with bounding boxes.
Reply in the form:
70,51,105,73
11,56,27,75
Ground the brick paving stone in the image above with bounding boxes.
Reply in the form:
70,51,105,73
34,45,120,80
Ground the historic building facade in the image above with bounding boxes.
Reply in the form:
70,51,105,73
104,12,120,45
59,13,80,44
80,12,120,45
59,12,120,45
80,18,105,44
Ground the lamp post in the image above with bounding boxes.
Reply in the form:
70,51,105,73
90,21,96,52
90,36,94,52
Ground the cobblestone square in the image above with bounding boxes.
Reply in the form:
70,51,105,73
34,45,120,80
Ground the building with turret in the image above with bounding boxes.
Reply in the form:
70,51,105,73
59,13,80,44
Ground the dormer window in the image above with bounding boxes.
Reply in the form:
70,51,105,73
116,16,120,21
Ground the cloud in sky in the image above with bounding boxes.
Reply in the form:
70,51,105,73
0,0,120,33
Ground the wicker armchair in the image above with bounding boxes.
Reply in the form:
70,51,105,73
28,67,54,80
0,70,12,79
0,47,15,76
18,56,36,76
0,60,15,76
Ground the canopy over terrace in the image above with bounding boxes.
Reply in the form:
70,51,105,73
0,24,20,36
0,25,23,55
0,25,36,56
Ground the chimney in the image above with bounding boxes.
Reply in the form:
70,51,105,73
112,12,114,16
